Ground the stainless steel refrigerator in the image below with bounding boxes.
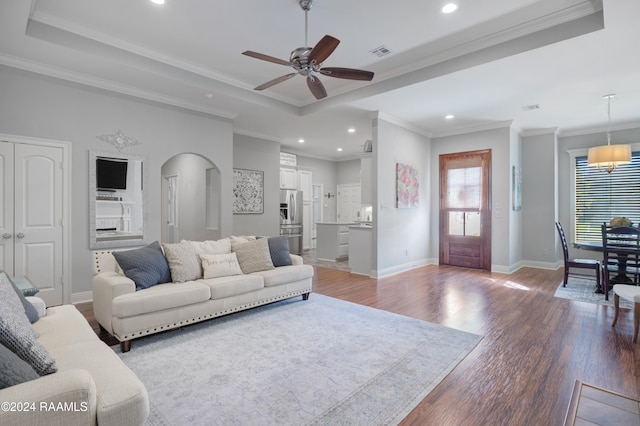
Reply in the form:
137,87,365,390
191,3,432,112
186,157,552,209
279,189,303,255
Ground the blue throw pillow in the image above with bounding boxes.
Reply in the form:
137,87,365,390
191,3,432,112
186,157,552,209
268,236,292,267
0,342,39,389
113,241,172,290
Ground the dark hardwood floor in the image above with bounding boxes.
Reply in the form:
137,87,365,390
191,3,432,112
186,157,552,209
76,265,640,426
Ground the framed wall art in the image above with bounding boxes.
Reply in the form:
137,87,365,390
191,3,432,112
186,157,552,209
396,163,419,208
233,168,264,214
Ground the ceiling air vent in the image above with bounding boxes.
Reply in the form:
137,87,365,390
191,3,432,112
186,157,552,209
370,45,391,57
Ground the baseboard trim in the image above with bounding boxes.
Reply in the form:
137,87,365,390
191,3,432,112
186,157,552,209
71,291,93,304
372,258,435,279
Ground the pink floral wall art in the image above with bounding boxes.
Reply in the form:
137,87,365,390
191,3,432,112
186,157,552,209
396,163,419,208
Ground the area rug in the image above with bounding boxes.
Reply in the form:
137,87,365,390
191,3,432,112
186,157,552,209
116,294,482,426
554,277,633,309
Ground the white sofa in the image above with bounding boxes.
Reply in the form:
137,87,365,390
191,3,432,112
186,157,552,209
0,303,149,426
92,238,314,352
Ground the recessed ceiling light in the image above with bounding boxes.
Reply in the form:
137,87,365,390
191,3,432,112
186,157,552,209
445,114,454,119
348,128,356,133
442,3,458,14
298,139,305,143
337,148,343,152
204,93,213,99
150,0,165,4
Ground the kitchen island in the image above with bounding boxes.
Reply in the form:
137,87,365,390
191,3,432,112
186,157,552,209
348,225,372,276
316,222,357,261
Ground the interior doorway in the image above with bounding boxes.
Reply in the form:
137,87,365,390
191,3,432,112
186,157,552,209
311,184,323,249
439,149,492,270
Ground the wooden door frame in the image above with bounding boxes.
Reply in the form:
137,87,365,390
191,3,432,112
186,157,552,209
439,149,492,271
0,133,71,304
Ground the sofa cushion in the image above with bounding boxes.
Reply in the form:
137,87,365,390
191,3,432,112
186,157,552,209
0,273,57,376
112,282,211,318
229,235,257,251
199,253,243,279
233,238,275,274
267,236,292,267
113,241,172,290
162,241,201,282
186,238,231,255
33,305,100,350
200,274,264,299
0,342,39,389
251,264,314,287
47,340,149,426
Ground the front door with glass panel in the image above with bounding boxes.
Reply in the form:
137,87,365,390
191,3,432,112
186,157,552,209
439,149,492,270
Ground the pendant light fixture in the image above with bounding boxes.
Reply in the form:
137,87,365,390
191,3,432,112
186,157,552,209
587,94,631,173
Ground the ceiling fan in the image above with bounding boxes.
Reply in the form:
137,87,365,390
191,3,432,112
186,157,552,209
242,0,374,100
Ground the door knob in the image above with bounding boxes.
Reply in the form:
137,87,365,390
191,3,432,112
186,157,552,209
2,233,11,239
16,232,25,239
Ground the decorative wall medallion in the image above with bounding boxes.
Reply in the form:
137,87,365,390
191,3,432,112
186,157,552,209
96,129,141,152
233,168,264,214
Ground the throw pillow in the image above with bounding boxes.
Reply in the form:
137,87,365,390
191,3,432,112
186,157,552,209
112,241,172,290
0,342,39,389
267,236,292,267
232,238,275,274
162,242,201,282
199,253,243,279
0,271,40,324
229,235,257,251
0,274,57,376
186,238,231,255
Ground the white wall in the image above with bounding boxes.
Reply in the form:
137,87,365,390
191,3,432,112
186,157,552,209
373,114,431,277
232,134,280,237
336,159,360,185
0,66,234,300
521,131,558,267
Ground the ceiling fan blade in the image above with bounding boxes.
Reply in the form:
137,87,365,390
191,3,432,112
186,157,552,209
254,73,298,91
307,75,327,100
242,50,292,67
308,35,340,65
319,67,374,81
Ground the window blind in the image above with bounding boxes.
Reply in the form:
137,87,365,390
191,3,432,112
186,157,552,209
575,152,640,242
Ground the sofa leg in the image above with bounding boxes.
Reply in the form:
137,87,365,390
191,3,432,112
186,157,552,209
302,293,310,301
120,340,131,353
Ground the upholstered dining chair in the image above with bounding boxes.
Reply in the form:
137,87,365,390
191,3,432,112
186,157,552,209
555,222,601,290
612,284,640,343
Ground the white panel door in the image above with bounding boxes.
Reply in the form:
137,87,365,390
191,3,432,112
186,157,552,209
0,142,15,274
0,141,64,306
337,184,361,222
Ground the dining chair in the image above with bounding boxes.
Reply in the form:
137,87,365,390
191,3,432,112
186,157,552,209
601,224,640,301
612,284,640,343
555,222,601,290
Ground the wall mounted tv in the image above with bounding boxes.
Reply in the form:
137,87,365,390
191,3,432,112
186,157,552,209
97,157,128,191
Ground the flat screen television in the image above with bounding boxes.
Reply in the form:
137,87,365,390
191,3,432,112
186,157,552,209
97,158,128,191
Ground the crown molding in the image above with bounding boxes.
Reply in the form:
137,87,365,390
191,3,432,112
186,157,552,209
370,111,433,138
0,54,238,121
432,120,514,138
558,121,640,137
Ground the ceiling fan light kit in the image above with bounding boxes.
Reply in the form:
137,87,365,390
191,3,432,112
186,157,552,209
242,0,374,100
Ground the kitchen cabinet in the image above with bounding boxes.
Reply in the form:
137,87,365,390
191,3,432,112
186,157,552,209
280,167,297,189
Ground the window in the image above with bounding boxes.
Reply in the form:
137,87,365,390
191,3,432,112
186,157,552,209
575,152,640,242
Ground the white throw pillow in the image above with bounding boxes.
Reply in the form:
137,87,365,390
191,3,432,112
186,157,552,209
185,238,231,255
162,241,201,282
199,253,244,279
